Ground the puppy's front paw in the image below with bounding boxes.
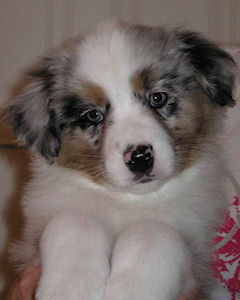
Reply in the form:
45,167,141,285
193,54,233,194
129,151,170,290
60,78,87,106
35,271,106,300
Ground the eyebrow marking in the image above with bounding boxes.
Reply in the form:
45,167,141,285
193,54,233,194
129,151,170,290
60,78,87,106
77,81,107,106
131,66,158,97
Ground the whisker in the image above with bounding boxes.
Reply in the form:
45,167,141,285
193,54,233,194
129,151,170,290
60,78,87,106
86,167,105,175
74,159,104,166
88,169,107,179
68,153,104,159
65,155,104,164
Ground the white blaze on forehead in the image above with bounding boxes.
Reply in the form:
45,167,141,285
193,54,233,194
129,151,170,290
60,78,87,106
75,23,146,111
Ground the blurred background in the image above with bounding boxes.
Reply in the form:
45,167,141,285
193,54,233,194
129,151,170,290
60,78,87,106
0,0,240,298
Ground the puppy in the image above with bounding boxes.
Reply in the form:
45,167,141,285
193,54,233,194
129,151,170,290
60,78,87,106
7,21,236,299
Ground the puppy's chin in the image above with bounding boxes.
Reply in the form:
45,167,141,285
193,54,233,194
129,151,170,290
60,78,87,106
109,177,167,195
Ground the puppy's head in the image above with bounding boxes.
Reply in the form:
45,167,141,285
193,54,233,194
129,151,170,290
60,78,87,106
7,22,236,193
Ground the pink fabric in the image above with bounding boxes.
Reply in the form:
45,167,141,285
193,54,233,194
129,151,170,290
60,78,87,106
214,196,240,299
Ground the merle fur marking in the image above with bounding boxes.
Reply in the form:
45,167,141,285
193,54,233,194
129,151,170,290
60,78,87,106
177,31,236,106
61,94,105,130
8,57,62,162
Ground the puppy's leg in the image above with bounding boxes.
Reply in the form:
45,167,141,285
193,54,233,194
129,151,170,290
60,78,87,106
105,221,195,300
35,212,111,300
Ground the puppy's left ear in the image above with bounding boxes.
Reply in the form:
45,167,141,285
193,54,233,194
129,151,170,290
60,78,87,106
178,31,237,107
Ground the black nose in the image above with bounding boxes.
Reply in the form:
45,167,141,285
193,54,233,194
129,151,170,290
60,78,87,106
124,144,154,175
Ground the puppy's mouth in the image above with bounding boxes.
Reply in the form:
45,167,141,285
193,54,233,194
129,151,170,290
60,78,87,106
116,173,161,195
134,173,155,184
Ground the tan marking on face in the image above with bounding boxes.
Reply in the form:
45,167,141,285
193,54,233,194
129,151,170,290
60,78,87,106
131,67,158,97
77,81,107,106
57,128,106,184
131,71,145,96
169,95,214,171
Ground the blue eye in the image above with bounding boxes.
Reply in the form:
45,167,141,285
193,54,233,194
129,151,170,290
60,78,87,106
149,92,168,108
86,109,104,124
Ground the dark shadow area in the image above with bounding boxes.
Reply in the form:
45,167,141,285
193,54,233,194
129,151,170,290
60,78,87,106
0,147,31,299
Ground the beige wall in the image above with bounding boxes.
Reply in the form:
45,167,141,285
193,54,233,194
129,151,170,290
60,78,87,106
0,1,240,298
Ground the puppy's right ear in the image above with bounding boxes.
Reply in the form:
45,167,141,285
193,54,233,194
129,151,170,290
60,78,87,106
7,57,63,163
